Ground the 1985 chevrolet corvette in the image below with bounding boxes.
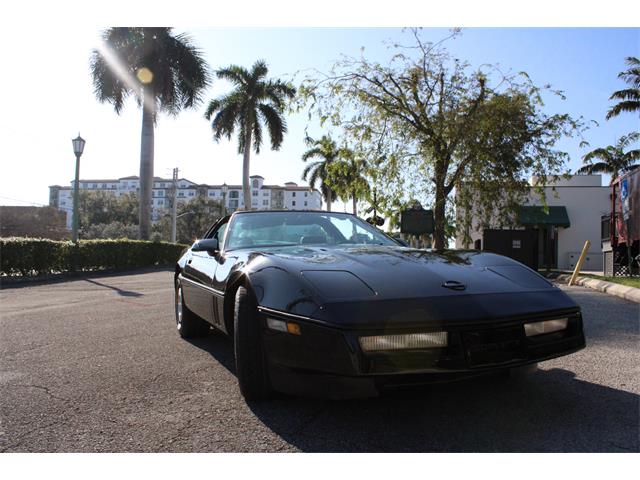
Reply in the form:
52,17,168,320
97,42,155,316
174,210,585,399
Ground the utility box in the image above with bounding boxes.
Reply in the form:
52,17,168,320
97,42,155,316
567,251,594,271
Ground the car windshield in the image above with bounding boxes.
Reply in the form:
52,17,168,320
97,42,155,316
224,211,398,250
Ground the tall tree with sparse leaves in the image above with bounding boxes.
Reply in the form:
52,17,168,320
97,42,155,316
205,60,295,210
90,27,210,240
298,29,585,249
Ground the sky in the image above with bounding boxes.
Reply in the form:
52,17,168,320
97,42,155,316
0,27,638,210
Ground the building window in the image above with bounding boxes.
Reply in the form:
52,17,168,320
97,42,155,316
252,190,258,197
159,190,164,197
252,179,259,188
292,201,296,206
263,191,269,196
178,192,185,197
292,192,296,197
304,201,307,207
209,192,215,196
188,192,195,197
230,191,239,199
102,184,107,188
160,183,165,188
229,199,238,208
263,199,269,206
304,192,308,197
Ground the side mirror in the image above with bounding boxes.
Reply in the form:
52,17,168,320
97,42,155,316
192,238,219,254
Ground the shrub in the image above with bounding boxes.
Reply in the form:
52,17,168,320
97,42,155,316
0,237,189,277
81,221,140,240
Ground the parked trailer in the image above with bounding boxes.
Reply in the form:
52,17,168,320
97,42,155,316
602,169,639,276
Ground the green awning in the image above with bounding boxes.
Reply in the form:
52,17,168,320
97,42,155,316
518,206,570,228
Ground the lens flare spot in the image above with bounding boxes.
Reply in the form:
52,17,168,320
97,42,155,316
136,67,153,84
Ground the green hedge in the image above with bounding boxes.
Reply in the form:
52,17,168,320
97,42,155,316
0,237,189,277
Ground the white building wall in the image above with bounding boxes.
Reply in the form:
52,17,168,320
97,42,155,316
527,186,609,271
455,175,610,271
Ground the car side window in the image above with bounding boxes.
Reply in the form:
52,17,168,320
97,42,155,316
214,222,228,247
207,220,229,249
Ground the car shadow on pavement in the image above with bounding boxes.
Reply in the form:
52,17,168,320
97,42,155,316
185,332,237,372
188,334,639,453
83,278,144,297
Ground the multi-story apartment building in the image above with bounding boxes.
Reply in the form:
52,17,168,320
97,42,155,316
49,174,322,229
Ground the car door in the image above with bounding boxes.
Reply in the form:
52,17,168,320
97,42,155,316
181,219,229,326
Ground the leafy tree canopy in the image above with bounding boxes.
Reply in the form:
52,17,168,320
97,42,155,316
296,29,586,249
156,196,225,244
78,190,139,235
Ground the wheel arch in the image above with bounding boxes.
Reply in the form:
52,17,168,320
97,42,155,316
223,271,254,337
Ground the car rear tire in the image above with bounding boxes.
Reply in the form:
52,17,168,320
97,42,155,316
234,286,271,400
175,284,210,338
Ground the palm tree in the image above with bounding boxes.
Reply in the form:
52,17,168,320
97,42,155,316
327,155,369,216
606,56,640,120
301,135,345,211
205,60,295,210
576,132,640,180
90,27,210,239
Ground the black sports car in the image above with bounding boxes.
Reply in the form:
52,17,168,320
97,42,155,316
174,210,585,400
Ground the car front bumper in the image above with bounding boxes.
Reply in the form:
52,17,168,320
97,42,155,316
259,309,586,399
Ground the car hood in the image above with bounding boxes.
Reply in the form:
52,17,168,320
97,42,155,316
250,245,578,328
259,245,554,298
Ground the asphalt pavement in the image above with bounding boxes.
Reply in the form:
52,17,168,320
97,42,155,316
1,270,638,452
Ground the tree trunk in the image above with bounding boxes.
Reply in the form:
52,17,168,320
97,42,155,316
352,191,357,216
326,189,332,212
139,87,155,240
433,181,447,250
242,127,253,211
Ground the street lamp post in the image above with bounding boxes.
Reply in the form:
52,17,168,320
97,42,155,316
71,134,86,243
222,183,228,216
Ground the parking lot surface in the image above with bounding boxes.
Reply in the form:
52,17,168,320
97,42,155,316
1,270,638,452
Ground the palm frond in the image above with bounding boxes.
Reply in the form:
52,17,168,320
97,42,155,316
575,162,613,175
582,147,614,164
609,88,640,102
618,131,640,149
252,116,263,154
302,161,323,184
165,32,211,110
606,101,640,119
622,148,640,164
251,60,269,81
301,147,324,162
259,104,286,151
216,65,250,86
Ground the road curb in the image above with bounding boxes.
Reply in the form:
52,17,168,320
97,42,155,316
555,274,640,304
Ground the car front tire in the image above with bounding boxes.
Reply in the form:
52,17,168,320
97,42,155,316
234,286,271,400
175,284,210,338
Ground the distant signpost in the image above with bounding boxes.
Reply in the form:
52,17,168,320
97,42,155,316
400,203,434,235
